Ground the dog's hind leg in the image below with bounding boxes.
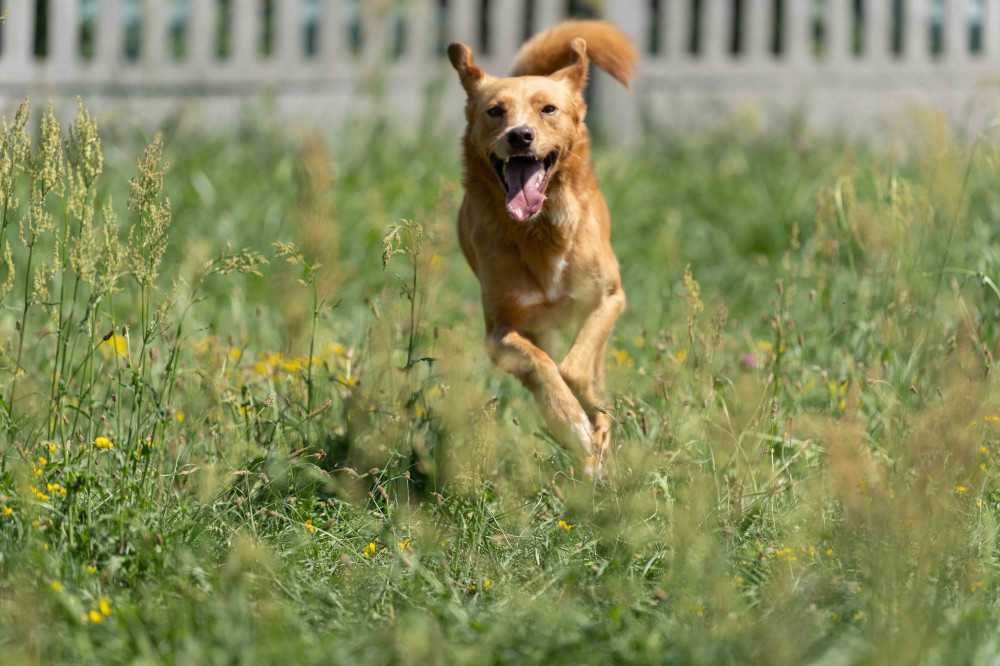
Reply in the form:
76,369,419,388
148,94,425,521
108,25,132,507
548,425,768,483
487,327,599,475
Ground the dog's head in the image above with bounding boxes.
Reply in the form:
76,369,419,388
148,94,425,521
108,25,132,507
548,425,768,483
448,39,590,223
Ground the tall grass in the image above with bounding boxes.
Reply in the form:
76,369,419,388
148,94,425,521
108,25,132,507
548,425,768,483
0,101,998,665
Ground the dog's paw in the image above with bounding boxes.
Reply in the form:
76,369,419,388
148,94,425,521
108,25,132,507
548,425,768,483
591,411,611,461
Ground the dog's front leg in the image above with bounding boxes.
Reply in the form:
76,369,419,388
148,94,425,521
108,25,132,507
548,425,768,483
487,327,600,475
559,286,626,460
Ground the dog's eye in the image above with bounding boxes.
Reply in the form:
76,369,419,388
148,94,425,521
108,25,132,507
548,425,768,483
487,105,505,118
541,104,558,115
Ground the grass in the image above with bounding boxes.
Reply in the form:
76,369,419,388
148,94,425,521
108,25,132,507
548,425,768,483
1,101,999,665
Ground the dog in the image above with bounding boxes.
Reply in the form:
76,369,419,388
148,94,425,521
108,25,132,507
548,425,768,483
447,20,637,477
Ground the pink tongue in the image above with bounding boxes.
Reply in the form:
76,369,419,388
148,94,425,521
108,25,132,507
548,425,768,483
504,158,546,222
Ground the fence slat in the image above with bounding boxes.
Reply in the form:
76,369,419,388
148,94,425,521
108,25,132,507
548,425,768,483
905,0,931,63
825,0,852,62
321,0,347,65
449,0,477,47
945,0,968,62
665,0,691,60
51,0,80,73
277,0,302,65
983,0,999,57
230,0,258,67
188,0,217,65
2,0,33,69
600,0,644,145
491,0,524,68
744,0,769,60
143,0,168,66
404,0,436,65
97,0,123,71
864,0,889,61
534,0,562,33
784,0,811,63
703,0,729,62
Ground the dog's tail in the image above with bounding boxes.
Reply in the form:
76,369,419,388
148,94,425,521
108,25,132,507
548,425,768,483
511,20,637,87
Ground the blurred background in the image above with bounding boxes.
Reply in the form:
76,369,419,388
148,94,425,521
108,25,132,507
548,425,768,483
2,0,1000,140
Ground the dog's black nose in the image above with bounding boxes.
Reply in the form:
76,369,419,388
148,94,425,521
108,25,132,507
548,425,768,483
507,126,535,149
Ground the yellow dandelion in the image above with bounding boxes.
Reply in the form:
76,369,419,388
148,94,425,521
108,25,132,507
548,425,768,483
955,484,970,495
304,519,317,535
980,446,990,455
756,340,774,354
85,565,97,575
46,483,67,498
673,349,689,364
47,442,58,455
100,334,128,359
94,436,114,450
87,609,104,624
482,578,494,591
174,410,185,423
326,342,347,358
338,374,358,388
362,541,377,558
985,415,1000,425
281,357,305,373
611,349,633,368
227,347,243,363
98,597,112,617
557,519,573,532
30,487,49,502
32,465,42,478
2,506,13,517
397,537,412,552
50,580,62,593
36,456,47,467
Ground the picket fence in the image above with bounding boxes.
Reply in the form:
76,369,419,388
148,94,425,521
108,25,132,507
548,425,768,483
1,1,999,140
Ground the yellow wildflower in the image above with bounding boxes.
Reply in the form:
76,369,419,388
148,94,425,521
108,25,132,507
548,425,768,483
36,456,47,467
398,538,412,552
227,347,243,363
98,597,112,617
326,342,346,358
557,519,573,532
611,349,633,368
175,410,185,423
362,541,377,558
985,415,1000,425
32,466,43,478
30,487,49,502
673,349,689,364
47,442,58,455
756,340,774,354
50,580,62,593
94,436,114,450
304,519,317,535
281,357,305,373
338,374,358,388
2,506,13,517
87,609,104,624
955,484,970,495
100,334,128,358
46,483,67,498
85,565,97,575
482,578,494,591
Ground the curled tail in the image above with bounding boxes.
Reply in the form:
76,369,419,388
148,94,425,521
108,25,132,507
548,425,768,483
511,20,638,87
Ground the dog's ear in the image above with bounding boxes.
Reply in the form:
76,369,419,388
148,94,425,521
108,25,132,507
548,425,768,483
448,42,487,93
551,38,589,92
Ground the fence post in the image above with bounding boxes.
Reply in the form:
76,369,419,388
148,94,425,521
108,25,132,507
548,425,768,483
703,0,729,64
599,0,644,146
826,0,852,63
744,0,770,61
491,0,525,70
143,0,168,67
905,0,931,64
864,0,890,62
983,0,1000,58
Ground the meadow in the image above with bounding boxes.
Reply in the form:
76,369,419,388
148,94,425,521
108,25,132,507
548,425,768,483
0,99,999,665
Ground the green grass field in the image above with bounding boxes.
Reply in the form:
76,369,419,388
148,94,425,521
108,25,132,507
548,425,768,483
1,101,999,665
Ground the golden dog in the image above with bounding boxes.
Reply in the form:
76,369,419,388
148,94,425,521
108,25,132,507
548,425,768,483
447,21,637,477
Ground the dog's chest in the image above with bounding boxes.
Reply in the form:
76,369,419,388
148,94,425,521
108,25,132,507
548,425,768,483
516,253,572,309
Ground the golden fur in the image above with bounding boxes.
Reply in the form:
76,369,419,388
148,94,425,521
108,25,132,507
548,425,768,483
448,20,636,477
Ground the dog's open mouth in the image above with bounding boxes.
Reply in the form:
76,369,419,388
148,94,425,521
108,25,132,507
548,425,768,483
490,151,558,223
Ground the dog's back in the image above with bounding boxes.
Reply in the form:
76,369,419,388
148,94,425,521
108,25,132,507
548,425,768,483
512,20,638,87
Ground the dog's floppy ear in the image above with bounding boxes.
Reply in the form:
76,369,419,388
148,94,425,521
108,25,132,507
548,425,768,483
551,38,589,92
448,42,487,93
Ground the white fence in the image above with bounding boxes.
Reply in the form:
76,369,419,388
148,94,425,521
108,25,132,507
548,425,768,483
2,1,1000,140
